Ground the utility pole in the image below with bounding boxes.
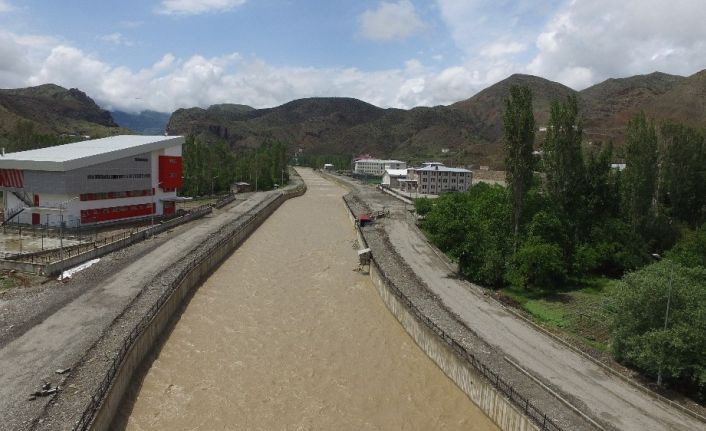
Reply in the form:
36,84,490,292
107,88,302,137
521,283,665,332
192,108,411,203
651,253,673,387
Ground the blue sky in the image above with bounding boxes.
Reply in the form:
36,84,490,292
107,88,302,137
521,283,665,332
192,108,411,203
1,0,705,113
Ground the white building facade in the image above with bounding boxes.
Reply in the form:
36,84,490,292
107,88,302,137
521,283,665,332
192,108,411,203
382,168,407,188
353,158,406,176
0,135,184,227
400,162,472,195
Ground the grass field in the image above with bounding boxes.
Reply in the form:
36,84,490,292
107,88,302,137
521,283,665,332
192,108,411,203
498,277,617,352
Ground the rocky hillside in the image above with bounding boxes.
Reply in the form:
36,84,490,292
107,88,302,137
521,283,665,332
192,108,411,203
162,68,706,167
168,98,502,165
451,73,577,143
0,84,124,138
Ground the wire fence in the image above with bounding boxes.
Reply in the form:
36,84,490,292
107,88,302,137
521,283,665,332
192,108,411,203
1,205,212,267
73,185,306,431
344,197,564,431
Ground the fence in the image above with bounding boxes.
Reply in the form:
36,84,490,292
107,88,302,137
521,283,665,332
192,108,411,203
0,205,213,275
213,193,237,209
72,185,306,431
343,196,563,431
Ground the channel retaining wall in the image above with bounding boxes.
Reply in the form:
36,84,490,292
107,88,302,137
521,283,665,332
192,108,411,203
82,185,306,431
342,196,540,431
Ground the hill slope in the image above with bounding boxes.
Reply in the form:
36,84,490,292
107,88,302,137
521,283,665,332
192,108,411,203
0,84,125,138
166,69,706,167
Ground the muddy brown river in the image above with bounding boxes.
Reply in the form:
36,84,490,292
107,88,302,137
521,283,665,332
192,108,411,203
114,168,498,430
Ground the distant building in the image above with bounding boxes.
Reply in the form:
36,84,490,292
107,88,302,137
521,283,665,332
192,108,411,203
610,163,626,171
0,135,183,227
399,162,472,195
353,158,406,176
382,168,407,188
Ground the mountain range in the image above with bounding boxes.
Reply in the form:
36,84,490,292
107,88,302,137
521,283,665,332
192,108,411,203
1,70,705,167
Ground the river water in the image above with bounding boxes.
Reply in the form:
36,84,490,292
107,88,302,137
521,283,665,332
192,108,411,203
114,168,498,431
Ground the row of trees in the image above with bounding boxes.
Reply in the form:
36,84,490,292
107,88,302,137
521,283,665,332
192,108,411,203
0,119,88,152
181,136,289,196
417,86,706,397
296,154,352,171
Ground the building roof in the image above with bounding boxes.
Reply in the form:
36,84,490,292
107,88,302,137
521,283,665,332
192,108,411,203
384,169,407,177
413,164,471,173
355,158,405,164
0,135,184,172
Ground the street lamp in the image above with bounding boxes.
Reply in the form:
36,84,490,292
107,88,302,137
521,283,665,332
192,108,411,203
651,253,673,387
150,182,164,237
58,196,80,261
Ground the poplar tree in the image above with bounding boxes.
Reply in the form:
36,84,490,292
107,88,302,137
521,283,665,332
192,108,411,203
621,112,658,232
503,85,536,250
542,95,585,238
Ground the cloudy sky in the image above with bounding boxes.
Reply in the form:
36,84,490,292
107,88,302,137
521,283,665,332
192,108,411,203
1,0,705,113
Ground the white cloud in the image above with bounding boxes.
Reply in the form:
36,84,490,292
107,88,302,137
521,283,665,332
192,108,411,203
98,32,134,46
527,0,706,89
157,0,246,15
20,42,499,113
480,40,527,58
359,0,426,41
0,0,14,13
4,0,706,116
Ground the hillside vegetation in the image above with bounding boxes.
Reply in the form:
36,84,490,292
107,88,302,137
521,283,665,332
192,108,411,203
166,69,706,167
0,84,129,152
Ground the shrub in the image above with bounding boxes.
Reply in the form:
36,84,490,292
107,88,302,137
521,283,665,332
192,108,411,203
506,240,567,288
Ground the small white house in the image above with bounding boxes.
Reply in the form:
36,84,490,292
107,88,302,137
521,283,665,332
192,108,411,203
382,169,407,188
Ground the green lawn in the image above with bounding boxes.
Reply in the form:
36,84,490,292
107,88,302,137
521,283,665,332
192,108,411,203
499,277,616,352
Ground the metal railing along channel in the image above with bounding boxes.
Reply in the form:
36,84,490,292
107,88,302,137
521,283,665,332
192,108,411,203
343,197,564,431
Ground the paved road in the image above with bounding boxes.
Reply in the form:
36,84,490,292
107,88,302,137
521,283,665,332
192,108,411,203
0,191,277,431
341,177,703,431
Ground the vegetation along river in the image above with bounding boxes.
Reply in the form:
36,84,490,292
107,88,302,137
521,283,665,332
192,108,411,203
114,168,498,430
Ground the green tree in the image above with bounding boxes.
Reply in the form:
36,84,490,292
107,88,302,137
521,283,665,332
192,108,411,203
621,112,658,233
422,184,512,286
667,223,706,268
503,85,536,250
659,123,706,227
610,260,706,398
541,95,585,244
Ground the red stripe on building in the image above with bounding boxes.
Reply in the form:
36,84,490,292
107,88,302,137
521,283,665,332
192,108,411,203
0,169,24,188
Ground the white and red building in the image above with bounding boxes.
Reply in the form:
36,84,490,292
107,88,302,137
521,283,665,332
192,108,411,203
399,162,472,195
0,135,184,227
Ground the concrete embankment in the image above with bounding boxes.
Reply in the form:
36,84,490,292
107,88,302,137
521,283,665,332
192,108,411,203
33,182,305,431
340,194,541,431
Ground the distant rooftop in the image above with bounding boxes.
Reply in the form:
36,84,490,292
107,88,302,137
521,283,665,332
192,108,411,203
0,135,184,172
385,168,408,176
413,162,471,173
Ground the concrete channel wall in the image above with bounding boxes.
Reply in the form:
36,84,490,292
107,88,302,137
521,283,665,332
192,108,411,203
339,191,539,431
85,185,306,431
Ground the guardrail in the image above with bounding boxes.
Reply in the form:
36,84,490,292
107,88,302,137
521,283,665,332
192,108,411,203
343,196,563,431
72,185,306,430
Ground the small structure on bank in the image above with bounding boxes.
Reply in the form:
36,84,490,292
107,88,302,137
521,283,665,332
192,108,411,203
382,168,407,188
233,182,253,193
